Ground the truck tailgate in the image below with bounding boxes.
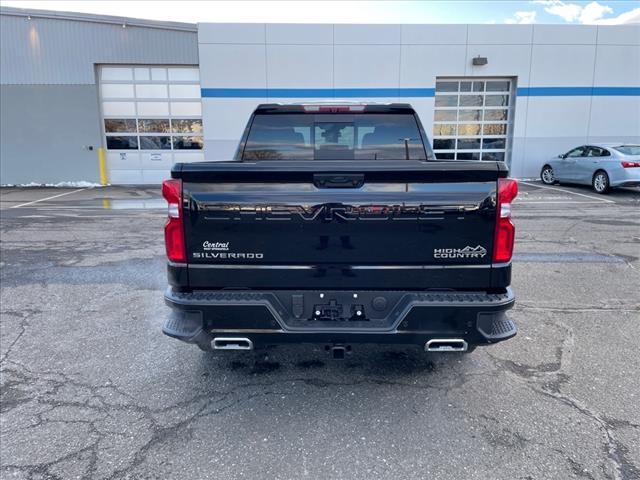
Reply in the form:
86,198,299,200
178,161,506,290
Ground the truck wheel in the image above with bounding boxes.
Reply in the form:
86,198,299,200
592,170,610,194
540,165,555,185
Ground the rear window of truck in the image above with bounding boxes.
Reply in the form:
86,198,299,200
242,113,428,161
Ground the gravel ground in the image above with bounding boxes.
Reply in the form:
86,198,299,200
0,182,638,480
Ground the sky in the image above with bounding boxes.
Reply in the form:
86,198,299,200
0,0,639,25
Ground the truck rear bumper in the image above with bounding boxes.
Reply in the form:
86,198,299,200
163,287,516,351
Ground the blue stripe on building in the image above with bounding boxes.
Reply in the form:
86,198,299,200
517,87,640,96
201,86,639,98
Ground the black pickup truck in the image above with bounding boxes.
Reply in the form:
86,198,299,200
162,103,518,357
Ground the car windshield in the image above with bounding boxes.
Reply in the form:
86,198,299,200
242,113,429,161
613,145,640,155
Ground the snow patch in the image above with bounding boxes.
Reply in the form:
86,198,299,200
1,181,105,188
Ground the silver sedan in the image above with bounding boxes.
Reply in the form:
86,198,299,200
540,144,640,194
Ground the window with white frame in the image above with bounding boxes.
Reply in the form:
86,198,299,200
100,66,203,151
432,78,513,163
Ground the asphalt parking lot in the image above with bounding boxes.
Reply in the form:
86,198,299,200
1,182,639,479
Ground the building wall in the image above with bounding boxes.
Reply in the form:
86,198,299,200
0,84,102,184
1,15,638,185
0,11,198,184
198,23,640,179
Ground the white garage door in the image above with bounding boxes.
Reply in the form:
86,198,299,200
431,78,514,164
99,65,204,185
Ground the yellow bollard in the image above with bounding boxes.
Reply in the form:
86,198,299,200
98,147,108,186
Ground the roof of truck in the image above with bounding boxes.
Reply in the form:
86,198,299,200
254,103,416,114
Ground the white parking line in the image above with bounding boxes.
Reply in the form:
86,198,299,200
517,201,609,204
519,182,615,204
32,206,164,210
10,188,87,208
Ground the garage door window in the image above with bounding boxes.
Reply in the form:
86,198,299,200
100,66,203,151
140,136,172,150
138,119,170,133
432,78,513,163
104,119,137,133
106,136,138,150
173,136,204,150
172,119,203,134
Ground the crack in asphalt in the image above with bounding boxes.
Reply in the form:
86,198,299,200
2,299,637,479
2,328,637,479
2,186,639,479
0,309,41,365
487,317,640,480
1,330,533,479
1,355,472,479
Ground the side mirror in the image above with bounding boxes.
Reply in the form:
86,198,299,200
558,154,566,159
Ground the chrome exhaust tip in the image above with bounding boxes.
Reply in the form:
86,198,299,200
425,339,468,352
212,337,253,351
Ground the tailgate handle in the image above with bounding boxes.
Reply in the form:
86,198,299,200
313,174,364,189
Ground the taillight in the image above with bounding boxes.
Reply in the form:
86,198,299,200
162,179,186,263
621,161,640,168
493,178,518,263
